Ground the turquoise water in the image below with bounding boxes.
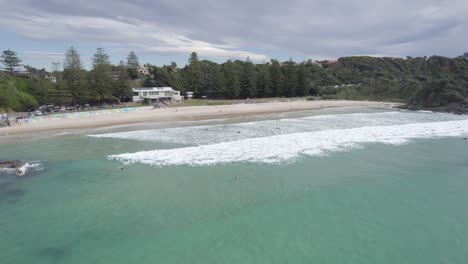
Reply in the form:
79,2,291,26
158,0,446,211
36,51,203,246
1,108,468,263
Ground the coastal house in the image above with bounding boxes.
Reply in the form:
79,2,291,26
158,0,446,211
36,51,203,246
138,67,150,76
45,75,57,83
185,92,194,100
132,87,183,102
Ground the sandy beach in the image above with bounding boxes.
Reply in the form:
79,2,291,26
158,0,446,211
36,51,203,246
0,100,400,136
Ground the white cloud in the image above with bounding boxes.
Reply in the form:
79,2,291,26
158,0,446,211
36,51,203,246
0,0,467,65
0,12,269,62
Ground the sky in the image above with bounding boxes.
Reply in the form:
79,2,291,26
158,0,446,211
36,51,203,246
0,0,467,70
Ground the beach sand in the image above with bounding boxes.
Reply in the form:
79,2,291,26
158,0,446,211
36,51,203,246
0,100,400,136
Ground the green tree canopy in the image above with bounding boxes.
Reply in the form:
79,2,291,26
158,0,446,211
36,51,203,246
1,50,23,75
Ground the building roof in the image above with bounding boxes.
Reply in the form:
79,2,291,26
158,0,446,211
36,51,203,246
132,87,175,92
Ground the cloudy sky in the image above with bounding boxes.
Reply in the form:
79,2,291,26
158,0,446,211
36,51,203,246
0,0,467,69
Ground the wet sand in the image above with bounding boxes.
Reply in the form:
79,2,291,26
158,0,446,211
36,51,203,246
0,100,400,136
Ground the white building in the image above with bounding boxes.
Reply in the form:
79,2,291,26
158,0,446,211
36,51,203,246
45,75,57,83
185,91,194,99
138,67,150,76
132,87,183,102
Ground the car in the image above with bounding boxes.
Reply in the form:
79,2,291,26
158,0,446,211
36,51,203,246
34,111,43,116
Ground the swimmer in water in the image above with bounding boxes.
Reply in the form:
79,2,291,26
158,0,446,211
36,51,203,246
235,176,240,180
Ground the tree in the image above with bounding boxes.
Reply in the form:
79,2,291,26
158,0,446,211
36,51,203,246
63,47,89,104
282,59,298,97
296,62,309,97
127,50,140,79
188,52,203,96
22,65,54,104
198,61,225,98
211,64,226,98
256,65,272,97
89,48,113,102
240,57,257,98
223,60,240,98
1,50,22,75
458,52,468,60
270,59,283,97
113,61,132,101
147,65,173,87
49,62,72,105
0,78,38,111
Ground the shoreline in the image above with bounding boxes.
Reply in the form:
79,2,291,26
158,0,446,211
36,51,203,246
398,102,468,115
0,100,401,137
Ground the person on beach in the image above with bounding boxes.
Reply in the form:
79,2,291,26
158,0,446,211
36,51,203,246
5,116,11,127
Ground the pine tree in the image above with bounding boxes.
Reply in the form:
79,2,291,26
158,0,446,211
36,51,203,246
113,61,131,101
63,47,88,104
282,59,298,97
224,60,240,98
1,50,22,75
211,64,226,98
149,65,173,87
90,48,113,102
127,50,139,79
49,62,72,105
188,52,203,96
296,62,309,97
270,59,283,97
256,65,272,97
240,57,257,98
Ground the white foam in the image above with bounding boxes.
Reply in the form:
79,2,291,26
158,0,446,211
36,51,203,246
90,111,466,146
108,120,468,167
0,161,44,176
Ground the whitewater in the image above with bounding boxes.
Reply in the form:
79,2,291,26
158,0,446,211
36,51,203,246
89,111,468,167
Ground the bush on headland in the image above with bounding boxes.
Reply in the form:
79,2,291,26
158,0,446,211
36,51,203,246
0,78,39,112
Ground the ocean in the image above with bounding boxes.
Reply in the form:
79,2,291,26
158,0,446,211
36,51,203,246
1,107,468,263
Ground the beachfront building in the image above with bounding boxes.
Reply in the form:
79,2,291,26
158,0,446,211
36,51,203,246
132,87,183,102
185,92,194,100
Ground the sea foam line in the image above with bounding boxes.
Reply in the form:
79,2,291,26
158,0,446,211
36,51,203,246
108,120,468,167
89,111,464,146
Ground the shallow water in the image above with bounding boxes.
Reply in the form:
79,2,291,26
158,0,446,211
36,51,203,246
1,108,468,263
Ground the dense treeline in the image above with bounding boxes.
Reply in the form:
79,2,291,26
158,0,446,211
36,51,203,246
0,48,132,111
1,48,468,112
332,55,468,106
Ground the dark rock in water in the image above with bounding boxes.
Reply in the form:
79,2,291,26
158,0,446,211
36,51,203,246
0,160,23,169
399,101,468,115
0,160,25,176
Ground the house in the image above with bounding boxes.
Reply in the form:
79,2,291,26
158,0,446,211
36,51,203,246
132,87,183,102
138,67,150,76
185,91,194,100
45,75,57,83
323,60,339,67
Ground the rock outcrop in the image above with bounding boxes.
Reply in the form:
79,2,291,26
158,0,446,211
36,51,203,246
0,160,25,176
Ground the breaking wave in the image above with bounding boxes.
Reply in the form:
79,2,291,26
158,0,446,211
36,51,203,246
108,120,468,167
89,111,466,146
